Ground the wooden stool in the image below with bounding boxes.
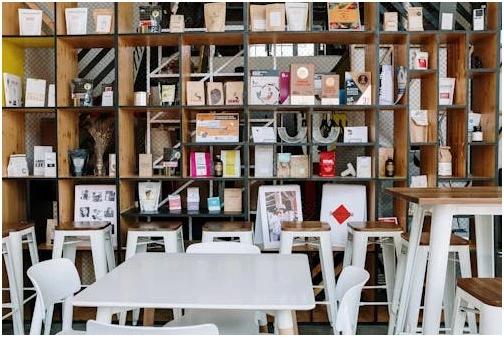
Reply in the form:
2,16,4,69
125,221,184,326
280,221,335,331
2,234,24,335
400,233,475,334
3,222,39,330
343,221,403,315
52,222,115,281
452,278,502,335
202,222,253,244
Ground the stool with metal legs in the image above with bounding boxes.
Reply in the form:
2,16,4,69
2,234,24,335
201,222,253,244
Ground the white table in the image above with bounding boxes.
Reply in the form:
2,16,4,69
73,252,315,334
387,187,501,335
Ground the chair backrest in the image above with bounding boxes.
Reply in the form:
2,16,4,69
86,320,219,335
334,266,370,335
27,258,81,310
186,242,261,254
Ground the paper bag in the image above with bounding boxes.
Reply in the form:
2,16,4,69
409,110,428,143
204,3,226,32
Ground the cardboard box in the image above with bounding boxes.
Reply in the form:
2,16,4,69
290,64,315,105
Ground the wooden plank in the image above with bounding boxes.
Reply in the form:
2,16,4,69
385,186,501,205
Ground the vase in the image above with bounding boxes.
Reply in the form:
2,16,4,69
94,144,105,176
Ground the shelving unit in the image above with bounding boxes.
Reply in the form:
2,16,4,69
2,2,500,324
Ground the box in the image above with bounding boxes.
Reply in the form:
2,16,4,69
250,5,266,31
139,154,153,177
343,126,368,143
356,156,372,178
187,187,200,211
409,110,428,143
190,152,212,177
279,71,290,104
44,152,57,177
224,81,243,105
327,2,361,31
438,146,452,176
321,74,340,105
249,70,279,105
290,155,309,178
383,12,398,31
413,51,429,70
34,146,52,176
206,82,224,105
186,81,205,105
25,78,46,107
207,197,221,212
319,151,335,177
265,3,285,31
439,78,455,105
254,145,274,177
290,64,315,105
195,113,239,143
407,7,424,31
345,72,372,105
277,153,291,178
168,195,182,212
221,150,240,177
224,188,242,213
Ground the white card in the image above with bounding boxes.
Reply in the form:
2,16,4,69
44,152,57,177
254,146,274,177
33,146,52,176
95,14,112,33
19,9,43,36
25,78,46,107
65,8,88,35
47,84,55,107
441,13,453,30
252,127,276,143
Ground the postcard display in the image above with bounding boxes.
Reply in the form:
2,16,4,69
2,4,500,306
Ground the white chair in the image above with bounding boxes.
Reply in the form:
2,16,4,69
201,222,253,244
124,221,184,326
452,278,502,335
165,242,260,335
2,235,24,335
86,320,219,335
27,258,83,335
333,266,370,335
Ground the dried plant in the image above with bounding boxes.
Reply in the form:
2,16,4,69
87,115,114,175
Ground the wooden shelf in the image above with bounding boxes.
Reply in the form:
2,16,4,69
409,69,436,79
57,35,115,49
2,36,54,48
249,30,374,45
122,207,246,218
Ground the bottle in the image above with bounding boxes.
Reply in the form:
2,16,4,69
385,156,395,177
214,155,223,177
472,125,483,142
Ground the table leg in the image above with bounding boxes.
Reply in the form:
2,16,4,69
96,307,114,323
422,205,454,334
475,215,495,277
143,308,155,326
392,206,426,334
277,310,296,335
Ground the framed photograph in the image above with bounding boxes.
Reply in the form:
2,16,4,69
74,184,117,245
255,185,303,249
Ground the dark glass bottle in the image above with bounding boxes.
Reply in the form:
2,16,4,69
214,154,223,177
385,156,395,177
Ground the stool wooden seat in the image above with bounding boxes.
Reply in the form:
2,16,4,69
457,278,502,307
2,221,36,236
281,221,331,232
128,221,182,231
348,221,402,232
56,221,111,231
203,221,252,232
401,232,469,246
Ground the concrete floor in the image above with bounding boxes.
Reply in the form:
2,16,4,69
2,322,389,335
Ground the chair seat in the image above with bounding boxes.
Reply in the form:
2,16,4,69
165,309,258,335
281,221,330,232
56,329,85,335
457,278,502,307
203,221,252,232
401,232,469,246
128,221,183,232
348,221,402,232
56,221,111,231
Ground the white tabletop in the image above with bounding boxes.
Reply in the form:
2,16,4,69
73,252,315,311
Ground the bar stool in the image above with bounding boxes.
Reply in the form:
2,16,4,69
201,221,253,244
280,221,336,329
124,221,184,326
401,232,475,334
4,222,40,330
342,221,403,315
452,278,502,335
52,221,115,282
2,233,24,335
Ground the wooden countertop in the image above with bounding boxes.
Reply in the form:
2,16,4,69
385,187,501,205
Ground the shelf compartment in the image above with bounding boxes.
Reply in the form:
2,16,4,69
470,72,497,143
418,144,438,187
409,32,437,70
469,144,496,179
379,108,408,179
3,2,54,36
409,69,436,79
441,32,466,106
444,108,467,178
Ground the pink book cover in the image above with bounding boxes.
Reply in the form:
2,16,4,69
279,71,290,104
190,152,212,177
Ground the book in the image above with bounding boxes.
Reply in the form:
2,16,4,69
65,8,88,35
383,12,398,31
407,7,423,31
249,70,279,105
327,2,361,31
138,182,161,212
190,152,212,177
221,150,241,177
33,146,52,176
44,152,57,177
439,78,455,105
254,145,274,177
321,74,340,105
139,154,153,177
265,3,285,31
160,84,176,106
224,81,243,105
186,81,205,105
250,5,266,31
195,113,239,143
345,72,371,105
224,188,242,213
206,82,224,105
187,187,200,211
290,64,315,105
207,197,221,212
290,155,309,178
25,78,46,107
3,73,22,107
18,9,42,36
168,195,182,212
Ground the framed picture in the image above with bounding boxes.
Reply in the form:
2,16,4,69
74,185,117,245
255,185,303,249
